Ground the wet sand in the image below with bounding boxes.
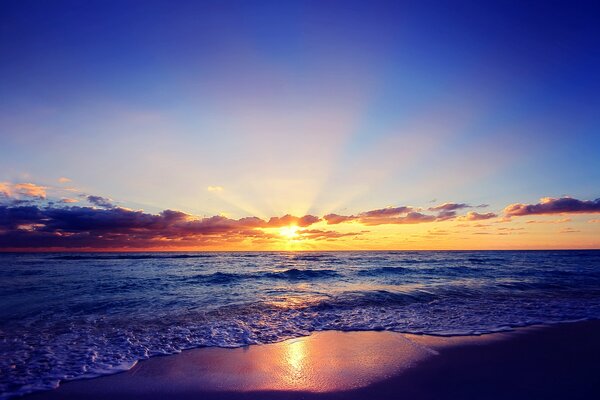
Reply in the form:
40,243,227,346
25,320,600,400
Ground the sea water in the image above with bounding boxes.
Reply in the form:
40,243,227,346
1,250,600,398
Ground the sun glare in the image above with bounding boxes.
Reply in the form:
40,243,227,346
279,225,300,240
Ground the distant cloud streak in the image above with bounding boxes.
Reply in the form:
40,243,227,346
428,203,470,212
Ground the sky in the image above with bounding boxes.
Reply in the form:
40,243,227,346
1,0,599,251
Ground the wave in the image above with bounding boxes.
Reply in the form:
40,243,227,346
356,266,410,276
309,289,436,309
467,257,507,264
266,268,340,280
182,268,341,284
3,287,600,399
4,250,600,399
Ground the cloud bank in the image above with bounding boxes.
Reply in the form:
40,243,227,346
1,183,598,250
505,197,600,216
0,204,324,249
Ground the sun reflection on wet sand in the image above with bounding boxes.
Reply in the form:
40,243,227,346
26,330,516,398
116,331,436,393
286,339,306,372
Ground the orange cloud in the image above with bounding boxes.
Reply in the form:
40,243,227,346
0,182,47,199
458,211,498,221
266,214,320,228
0,183,9,197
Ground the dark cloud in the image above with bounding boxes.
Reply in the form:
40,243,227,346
504,197,600,216
0,205,45,230
87,195,115,208
0,204,322,249
435,210,457,221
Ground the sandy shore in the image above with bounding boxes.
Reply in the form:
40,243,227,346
24,320,600,399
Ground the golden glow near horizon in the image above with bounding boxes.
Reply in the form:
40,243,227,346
1,180,599,251
278,225,300,240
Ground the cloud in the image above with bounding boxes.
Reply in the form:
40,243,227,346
6,187,595,250
0,183,9,198
324,205,446,226
589,219,600,224
458,211,498,221
87,195,115,209
526,218,571,224
559,227,580,234
266,214,320,227
323,213,356,225
360,206,413,217
435,210,457,221
360,212,437,226
58,177,72,183
207,186,224,192
0,204,323,249
0,182,47,199
298,229,365,240
15,183,47,198
428,203,470,212
504,197,600,216
426,228,451,236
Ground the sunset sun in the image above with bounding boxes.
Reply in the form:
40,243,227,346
279,225,300,240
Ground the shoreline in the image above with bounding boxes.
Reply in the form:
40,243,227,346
22,320,600,399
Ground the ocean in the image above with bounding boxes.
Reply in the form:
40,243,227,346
1,250,600,399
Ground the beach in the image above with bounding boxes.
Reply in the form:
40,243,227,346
24,320,600,400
